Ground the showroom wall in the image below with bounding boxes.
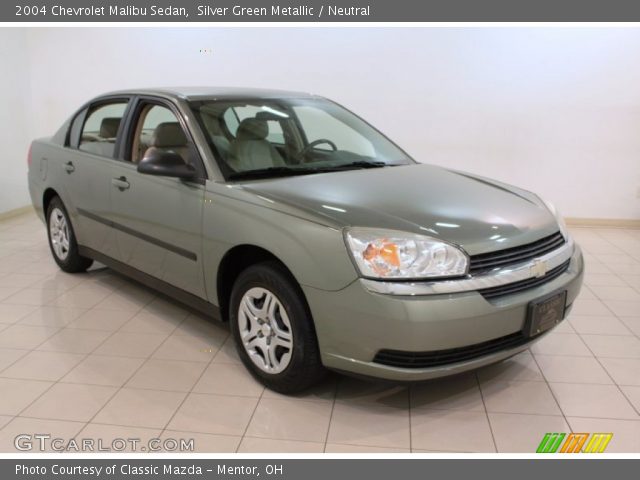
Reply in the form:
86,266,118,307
0,29,32,214
3,27,640,220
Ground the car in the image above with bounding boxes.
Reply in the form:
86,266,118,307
27,87,584,393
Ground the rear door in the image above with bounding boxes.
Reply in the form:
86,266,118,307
61,98,131,258
108,97,207,298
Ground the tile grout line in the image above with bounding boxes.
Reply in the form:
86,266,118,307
475,371,498,453
321,377,338,453
156,326,230,445
528,349,573,432
575,331,640,419
4,293,155,436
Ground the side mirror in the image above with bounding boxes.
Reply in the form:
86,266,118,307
137,148,196,180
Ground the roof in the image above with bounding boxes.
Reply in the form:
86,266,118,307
101,86,316,101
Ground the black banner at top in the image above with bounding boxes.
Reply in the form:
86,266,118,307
4,0,640,22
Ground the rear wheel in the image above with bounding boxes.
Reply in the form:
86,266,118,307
229,261,325,393
46,196,93,273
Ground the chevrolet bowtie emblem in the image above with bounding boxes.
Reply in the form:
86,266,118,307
531,259,548,278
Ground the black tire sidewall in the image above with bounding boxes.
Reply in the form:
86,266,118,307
46,197,91,272
229,262,324,393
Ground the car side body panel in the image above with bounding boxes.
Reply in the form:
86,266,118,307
201,181,360,305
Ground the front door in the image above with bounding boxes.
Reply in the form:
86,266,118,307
109,100,206,298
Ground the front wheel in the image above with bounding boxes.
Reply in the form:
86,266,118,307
46,196,93,273
229,262,325,393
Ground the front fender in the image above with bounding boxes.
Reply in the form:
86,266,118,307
202,185,358,306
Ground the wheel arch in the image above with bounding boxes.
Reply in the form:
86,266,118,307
216,244,309,323
42,187,60,215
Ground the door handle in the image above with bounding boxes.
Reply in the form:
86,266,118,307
64,161,75,174
111,176,130,191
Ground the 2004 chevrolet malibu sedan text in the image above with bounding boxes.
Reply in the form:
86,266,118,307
27,87,584,392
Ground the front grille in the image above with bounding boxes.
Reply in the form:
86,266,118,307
469,231,565,275
373,331,529,369
479,259,571,300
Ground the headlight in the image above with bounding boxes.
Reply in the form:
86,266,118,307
541,198,569,240
345,228,468,280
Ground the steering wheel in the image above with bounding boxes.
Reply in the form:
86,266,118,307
300,139,338,160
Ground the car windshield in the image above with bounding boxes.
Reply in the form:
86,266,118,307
189,97,414,180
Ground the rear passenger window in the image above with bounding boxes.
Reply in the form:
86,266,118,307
79,102,128,158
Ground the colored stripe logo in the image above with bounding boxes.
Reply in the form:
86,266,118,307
536,433,613,453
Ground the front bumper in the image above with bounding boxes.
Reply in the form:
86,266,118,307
304,244,584,382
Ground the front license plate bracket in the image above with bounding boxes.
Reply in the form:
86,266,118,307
525,290,567,337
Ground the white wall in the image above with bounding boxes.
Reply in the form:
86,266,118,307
0,29,32,213
6,27,640,219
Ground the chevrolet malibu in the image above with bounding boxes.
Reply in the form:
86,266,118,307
28,87,584,392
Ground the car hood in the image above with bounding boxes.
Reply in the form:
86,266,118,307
238,163,559,255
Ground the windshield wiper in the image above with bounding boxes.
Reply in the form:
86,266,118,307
227,166,320,181
314,161,388,171
227,161,388,181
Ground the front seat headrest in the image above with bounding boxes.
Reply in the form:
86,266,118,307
100,118,121,138
236,118,268,141
152,122,188,148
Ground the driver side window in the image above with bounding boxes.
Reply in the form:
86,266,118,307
130,104,190,164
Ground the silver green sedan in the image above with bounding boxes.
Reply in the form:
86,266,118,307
27,87,584,393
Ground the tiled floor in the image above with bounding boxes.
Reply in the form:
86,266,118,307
0,212,639,453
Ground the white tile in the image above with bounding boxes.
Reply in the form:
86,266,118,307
247,397,333,443
0,324,60,349
93,388,186,429
594,286,640,302
0,304,38,324
36,328,111,354
1,350,85,381
599,358,640,386
336,377,408,408
167,393,258,436
94,332,167,358
61,355,144,387
328,402,409,449
581,335,640,358
0,348,29,371
0,378,53,415
22,383,116,422
66,308,135,331
193,363,264,397
411,409,495,452
550,383,639,419
126,359,207,392
17,306,86,328
477,351,544,383
603,300,640,317
529,332,592,357
410,373,485,411
535,355,613,384
569,315,633,335
480,380,561,415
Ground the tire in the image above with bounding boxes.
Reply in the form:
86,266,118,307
229,261,326,393
46,196,93,273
